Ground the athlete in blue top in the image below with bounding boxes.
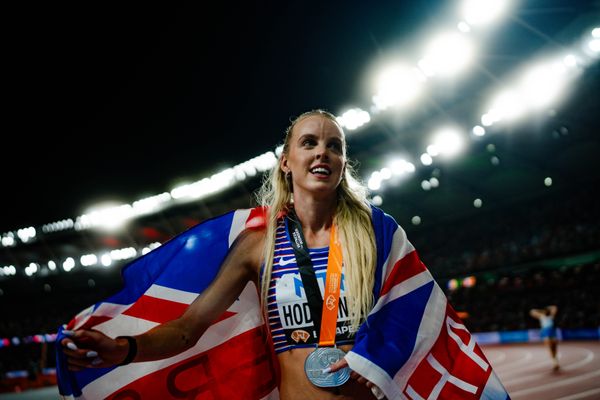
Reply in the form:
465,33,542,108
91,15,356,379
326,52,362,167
530,305,559,370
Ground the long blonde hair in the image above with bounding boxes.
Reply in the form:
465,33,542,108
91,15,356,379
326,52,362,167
256,109,376,332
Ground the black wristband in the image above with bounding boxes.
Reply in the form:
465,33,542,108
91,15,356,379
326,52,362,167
116,336,137,366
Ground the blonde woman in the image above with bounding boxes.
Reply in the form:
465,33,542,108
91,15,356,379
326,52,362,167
61,110,509,400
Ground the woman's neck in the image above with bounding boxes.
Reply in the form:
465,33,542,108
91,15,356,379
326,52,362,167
291,195,336,234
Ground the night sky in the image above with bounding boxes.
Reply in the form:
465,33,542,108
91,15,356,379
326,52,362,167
2,2,425,230
3,1,598,232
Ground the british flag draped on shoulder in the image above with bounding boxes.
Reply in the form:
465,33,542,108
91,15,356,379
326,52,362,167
56,207,280,399
346,206,510,400
56,206,510,400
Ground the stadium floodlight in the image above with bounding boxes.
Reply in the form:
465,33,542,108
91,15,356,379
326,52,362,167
76,203,134,231
461,0,509,27
110,247,137,261
431,127,465,158
25,263,38,277
389,158,415,175
368,171,382,191
17,227,36,243
1,265,16,276
1,232,16,247
457,21,471,33
589,38,600,53
372,64,426,111
418,33,475,77
80,254,98,267
488,89,526,122
100,254,112,267
371,195,383,206
420,153,433,166
62,257,75,272
132,193,172,216
472,125,485,136
337,108,371,130
520,63,568,110
563,54,577,68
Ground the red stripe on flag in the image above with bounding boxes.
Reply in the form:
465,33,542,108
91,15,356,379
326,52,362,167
403,304,493,399
245,207,268,230
380,250,427,296
106,326,279,400
122,295,235,324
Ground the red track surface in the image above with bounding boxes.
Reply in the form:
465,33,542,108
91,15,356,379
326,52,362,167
482,341,600,400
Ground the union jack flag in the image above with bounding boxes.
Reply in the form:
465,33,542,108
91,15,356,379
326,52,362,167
56,206,510,400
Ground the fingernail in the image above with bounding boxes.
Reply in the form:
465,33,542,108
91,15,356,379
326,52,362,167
91,357,103,366
63,330,75,336
67,342,78,351
86,351,98,358
322,367,331,374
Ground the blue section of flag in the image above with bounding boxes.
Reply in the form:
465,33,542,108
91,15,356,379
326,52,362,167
370,205,399,300
352,281,434,377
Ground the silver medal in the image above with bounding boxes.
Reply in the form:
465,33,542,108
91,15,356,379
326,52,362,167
304,347,350,387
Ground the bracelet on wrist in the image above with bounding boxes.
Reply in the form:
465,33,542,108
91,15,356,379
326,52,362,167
116,335,137,366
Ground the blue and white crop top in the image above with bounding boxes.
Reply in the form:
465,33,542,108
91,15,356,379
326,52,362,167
267,218,355,353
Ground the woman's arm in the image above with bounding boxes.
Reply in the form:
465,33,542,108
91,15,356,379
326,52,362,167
61,229,264,371
529,308,544,319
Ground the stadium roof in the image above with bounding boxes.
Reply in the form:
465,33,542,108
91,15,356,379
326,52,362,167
2,1,599,275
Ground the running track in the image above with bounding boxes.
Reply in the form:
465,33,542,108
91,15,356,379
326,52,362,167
1,341,599,399
482,341,600,400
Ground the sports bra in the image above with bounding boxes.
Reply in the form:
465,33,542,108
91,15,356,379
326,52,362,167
267,218,355,353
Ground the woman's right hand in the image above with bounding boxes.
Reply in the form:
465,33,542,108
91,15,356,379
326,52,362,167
60,329,130,371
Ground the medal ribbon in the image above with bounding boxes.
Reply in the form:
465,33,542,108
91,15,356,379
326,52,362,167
319,223,342,346
286,211,343,347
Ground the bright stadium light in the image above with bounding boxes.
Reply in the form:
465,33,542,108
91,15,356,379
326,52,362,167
520,63,568,109
589,38,600,53
563,54,577,68
472,125,485,136
389,158,415,175
372,64,426,111
418,33,475,77
431,127,465,158
371,195,383,206
368,171,383,191
80,254,98,267
337,108,371,130
461,0,509,27
76,203,134,231
62,257,75,272
420,153,433,166
488,89,527,122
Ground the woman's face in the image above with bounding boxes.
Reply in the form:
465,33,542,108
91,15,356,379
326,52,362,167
281,115,346,199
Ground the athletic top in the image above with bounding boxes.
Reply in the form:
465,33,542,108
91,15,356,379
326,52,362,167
540,315,554,329
267,218,355,353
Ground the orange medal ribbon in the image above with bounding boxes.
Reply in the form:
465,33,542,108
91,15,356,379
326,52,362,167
318,224,343,346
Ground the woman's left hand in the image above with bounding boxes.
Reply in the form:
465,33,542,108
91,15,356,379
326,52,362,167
328,358,385,399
